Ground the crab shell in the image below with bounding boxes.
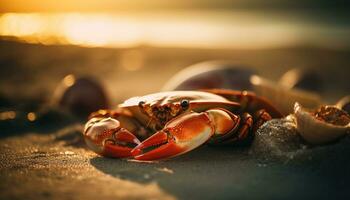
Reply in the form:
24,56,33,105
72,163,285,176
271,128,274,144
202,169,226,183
294,102,350,144
119,91,241,128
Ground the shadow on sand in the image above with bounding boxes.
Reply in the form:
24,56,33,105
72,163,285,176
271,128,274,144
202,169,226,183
90,146,258,199
90,142,350,199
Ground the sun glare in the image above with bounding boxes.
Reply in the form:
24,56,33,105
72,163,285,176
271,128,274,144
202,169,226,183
0,12,348,49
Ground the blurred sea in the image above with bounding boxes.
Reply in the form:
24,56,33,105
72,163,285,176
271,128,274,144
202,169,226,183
1,11,350,49
0,10,349,111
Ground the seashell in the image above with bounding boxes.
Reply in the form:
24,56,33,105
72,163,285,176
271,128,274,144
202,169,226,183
293,102,350,144
336,95,350,115
52,74,109,117
162,61,257,91
251,75,322,115
279,68,324,94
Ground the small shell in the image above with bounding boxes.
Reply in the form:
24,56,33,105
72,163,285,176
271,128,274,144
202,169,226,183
251,75,322,115
162,61,257,91
336,95,350,115
52,75,109,117
279,68,324,94
294,102,350,144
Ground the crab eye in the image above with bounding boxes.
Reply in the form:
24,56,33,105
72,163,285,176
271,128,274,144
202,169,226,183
138,101,145,108
180,99,189,110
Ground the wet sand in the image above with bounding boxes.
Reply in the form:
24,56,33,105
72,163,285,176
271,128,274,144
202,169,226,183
1,40,350,199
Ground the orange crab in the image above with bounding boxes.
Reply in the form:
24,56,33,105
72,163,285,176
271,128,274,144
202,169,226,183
83,89,282,161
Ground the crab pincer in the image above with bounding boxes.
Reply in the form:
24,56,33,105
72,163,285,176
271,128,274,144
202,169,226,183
84,117,141,158
131,109,238,160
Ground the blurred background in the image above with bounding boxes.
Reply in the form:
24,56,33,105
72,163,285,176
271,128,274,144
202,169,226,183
1,2,350,199
0,0,350,116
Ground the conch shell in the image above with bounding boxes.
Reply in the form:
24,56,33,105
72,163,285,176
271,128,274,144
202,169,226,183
293,102,350,144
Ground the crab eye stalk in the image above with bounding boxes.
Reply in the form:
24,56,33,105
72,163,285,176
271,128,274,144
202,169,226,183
180,99,190,110
138,101,145,108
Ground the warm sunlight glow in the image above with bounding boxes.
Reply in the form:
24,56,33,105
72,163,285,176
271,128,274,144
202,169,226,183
0,12,349,49
27,112,37,122
61,14,141,46
63,74,76,87
0,111,16,120
0,14,44,36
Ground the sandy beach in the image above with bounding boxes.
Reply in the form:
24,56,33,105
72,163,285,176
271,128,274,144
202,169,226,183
1,39,350,199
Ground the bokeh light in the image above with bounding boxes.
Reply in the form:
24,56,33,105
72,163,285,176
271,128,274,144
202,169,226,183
1,12,349,49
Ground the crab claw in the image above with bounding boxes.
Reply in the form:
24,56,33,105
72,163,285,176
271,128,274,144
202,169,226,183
131,112,216,160
84,117,140,158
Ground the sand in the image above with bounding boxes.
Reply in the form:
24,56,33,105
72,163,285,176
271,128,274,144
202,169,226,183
1,122,350,200
1,40,350,199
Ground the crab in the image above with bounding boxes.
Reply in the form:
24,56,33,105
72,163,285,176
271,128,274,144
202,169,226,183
83,89,283,161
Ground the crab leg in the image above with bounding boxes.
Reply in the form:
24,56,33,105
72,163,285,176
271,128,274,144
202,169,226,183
252,109,272,132
131,108,239,160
